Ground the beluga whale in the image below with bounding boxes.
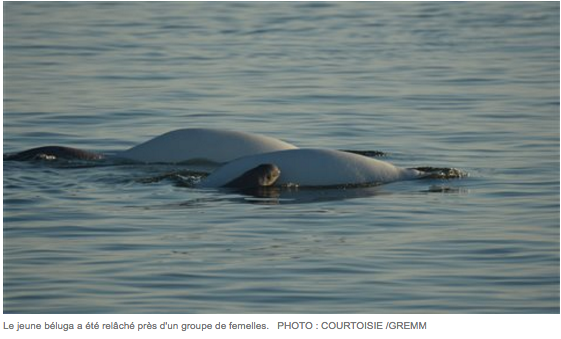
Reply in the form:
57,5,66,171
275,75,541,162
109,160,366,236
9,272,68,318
4,128,297,164
200,148,424,188
117,128,297,164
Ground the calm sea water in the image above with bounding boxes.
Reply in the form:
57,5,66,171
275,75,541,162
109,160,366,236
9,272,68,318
3,2,559,313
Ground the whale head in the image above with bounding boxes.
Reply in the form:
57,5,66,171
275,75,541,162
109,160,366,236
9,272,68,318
223,163,281,189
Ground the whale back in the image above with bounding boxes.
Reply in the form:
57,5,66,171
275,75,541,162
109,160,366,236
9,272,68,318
201,149,421,187
118,128,297,164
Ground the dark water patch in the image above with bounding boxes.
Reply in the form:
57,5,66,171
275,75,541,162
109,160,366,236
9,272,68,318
135,170,206,186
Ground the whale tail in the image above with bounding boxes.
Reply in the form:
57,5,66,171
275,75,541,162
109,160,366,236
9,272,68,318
411,167,468,180
4,146,104,162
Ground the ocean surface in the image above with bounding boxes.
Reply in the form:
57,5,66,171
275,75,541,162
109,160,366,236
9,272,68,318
3,2,559,313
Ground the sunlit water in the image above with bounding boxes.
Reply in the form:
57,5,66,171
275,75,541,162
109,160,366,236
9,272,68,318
3,2,559,313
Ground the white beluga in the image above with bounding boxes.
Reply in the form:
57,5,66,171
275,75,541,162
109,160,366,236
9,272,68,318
200,148,423,188
5,128,297,164
118,128,297,163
